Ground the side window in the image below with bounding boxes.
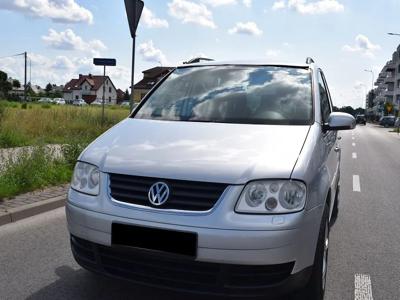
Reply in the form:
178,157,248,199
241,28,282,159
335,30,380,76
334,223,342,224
318,71,331,123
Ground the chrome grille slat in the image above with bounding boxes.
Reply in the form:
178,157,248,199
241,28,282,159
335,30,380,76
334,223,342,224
109,173,227,211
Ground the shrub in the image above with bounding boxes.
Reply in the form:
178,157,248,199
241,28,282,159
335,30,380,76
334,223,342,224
41,104,51,109
21,103,27,109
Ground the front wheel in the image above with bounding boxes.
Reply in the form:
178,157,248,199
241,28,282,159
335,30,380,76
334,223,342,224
294,205,330,300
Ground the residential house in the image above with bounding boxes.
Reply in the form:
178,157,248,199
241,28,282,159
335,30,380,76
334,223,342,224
63,74,117,104
116,89,125,104
133,67,174,102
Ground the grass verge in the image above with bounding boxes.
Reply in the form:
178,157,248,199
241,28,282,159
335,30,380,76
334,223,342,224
0,143,85,200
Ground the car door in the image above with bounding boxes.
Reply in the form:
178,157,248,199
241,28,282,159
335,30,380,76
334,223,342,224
318,70,339,214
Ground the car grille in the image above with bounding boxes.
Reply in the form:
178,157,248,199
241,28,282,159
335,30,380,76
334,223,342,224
109,173,228,211
71,235,295,296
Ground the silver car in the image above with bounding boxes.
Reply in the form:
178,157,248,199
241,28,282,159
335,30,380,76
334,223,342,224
66,59,355,299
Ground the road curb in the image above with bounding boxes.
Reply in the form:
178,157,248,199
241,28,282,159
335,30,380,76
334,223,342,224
0,195,66,227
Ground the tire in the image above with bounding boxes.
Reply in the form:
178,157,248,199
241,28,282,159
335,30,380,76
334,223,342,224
295,204,330,300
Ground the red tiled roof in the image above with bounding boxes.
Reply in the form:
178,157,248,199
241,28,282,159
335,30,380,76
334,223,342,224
63,75,116,92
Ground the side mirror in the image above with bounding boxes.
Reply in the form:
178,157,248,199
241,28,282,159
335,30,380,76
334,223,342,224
324,112,356,131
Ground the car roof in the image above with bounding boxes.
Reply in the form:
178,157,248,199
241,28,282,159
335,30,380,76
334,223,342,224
176,60,312,69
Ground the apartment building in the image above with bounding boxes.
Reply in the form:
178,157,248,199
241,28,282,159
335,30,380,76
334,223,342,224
367,45,400,119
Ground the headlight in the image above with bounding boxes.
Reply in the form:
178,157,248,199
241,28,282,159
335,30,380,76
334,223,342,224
71,162,100,196
235,180,306,214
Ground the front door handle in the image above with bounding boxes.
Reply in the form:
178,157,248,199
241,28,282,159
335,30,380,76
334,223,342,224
334,147,341,153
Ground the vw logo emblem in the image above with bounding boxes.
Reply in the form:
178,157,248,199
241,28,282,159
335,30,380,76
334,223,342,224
148,182,170,206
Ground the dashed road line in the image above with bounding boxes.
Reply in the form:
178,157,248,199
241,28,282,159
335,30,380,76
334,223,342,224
352,152,357,159
352,136,355,140
353,175,361,192
352,142,356,147
355,274,373,300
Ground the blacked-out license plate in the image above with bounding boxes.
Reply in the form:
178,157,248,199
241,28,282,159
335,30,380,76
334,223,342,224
112,223,197,257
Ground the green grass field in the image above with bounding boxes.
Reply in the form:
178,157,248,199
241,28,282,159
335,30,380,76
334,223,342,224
0,100,129,148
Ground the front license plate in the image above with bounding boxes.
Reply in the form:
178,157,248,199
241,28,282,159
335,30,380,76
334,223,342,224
112,223,197,257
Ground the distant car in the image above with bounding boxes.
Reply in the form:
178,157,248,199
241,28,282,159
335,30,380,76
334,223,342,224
73,99,87,106
379,116,396,127
91,99,103,106
395,117,400,128
38,97,51,103
356,115,366,125
54,98,66,105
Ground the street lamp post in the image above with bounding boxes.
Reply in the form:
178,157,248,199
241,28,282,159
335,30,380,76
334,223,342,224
364,69,374,90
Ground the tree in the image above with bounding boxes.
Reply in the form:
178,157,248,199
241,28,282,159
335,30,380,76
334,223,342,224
124,89,130,101
45,83,52,95
12,79,21,88
0,70,12,98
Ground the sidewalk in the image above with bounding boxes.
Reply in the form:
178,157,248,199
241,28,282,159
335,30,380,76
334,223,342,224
0,184,69,226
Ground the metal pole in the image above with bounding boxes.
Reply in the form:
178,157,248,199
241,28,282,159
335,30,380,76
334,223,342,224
130,36,136,111
102,65,106,126
24,51,27,102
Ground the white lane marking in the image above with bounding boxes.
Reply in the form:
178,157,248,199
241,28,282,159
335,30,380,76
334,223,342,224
352,142,356,147
353,175,361,192
352,137,355,140
352,152,357,159
355,274,374,300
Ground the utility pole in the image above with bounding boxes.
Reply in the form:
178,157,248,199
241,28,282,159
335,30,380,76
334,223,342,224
24,51,27,102
124,0,144,111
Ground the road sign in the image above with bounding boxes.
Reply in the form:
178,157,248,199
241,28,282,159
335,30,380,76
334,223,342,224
93,58,116,66
124,0,144,38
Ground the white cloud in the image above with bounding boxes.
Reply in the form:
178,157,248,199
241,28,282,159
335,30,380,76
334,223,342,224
228,21,263,36
272,0,286,10
141,6,169,28
0,0,93,24
0,53,131,90
201,0,236,6
138,40,169,65
168,0,216,28
342,34,381,58
42,29,107,57
243,0,252,7
273,0,344,14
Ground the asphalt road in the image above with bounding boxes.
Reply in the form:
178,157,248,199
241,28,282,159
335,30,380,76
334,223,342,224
0,123,399,300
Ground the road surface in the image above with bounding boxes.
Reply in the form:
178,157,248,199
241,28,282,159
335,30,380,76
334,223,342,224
1,124,399,299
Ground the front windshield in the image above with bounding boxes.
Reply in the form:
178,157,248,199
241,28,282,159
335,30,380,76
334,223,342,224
134,66,313,125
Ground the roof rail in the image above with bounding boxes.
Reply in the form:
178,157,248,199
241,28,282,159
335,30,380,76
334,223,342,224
306,57,315,64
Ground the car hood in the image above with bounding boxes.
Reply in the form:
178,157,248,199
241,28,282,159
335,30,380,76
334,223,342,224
80,118,310,184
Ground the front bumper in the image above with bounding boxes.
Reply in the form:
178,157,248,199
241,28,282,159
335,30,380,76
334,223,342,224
66,198,323,272
70,234,312,297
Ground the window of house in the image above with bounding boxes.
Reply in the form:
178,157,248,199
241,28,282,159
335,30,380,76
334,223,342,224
109,97,111,102
109,87,112,93
75,95,79,100
318,70,331,123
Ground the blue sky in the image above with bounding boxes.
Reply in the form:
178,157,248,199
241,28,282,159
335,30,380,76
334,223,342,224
0,0,399,108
